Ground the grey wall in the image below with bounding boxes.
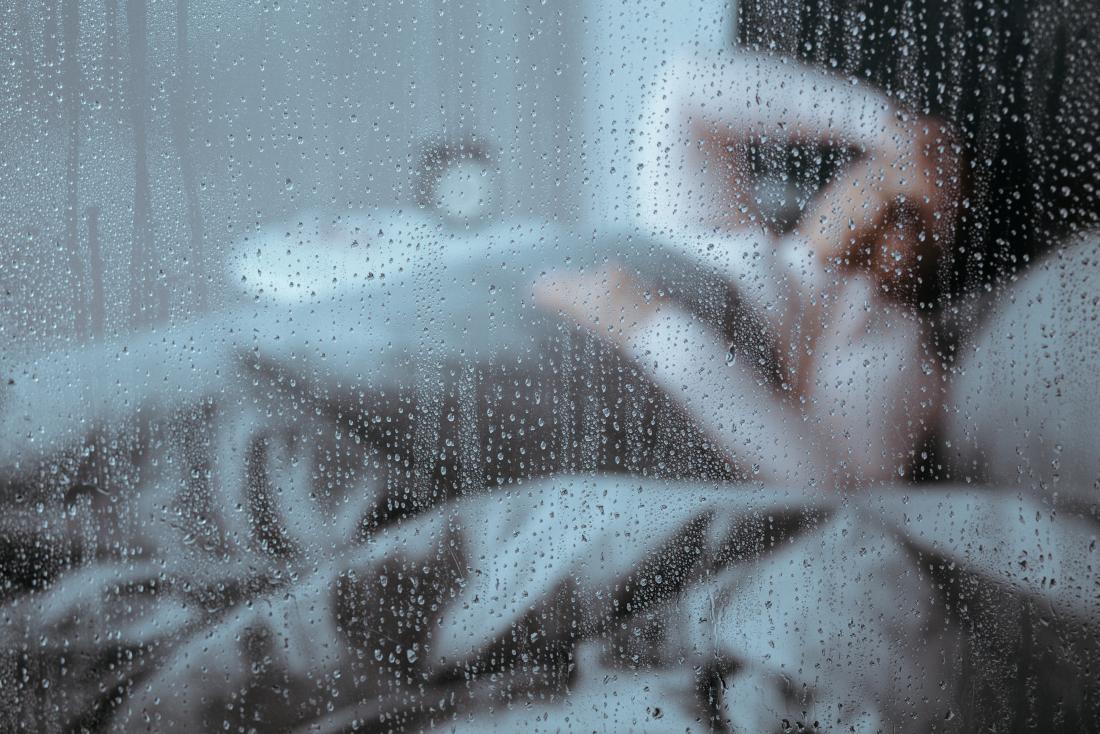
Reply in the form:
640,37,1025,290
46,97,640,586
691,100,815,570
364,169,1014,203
0,0,590,348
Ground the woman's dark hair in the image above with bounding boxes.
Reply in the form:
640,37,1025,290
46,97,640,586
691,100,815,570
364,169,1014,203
737,0,1100,299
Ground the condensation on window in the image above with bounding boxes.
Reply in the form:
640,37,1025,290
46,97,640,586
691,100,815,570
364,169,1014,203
1,1,1098,731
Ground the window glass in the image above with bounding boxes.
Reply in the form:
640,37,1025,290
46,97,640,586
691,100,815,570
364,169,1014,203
2,0,1098,730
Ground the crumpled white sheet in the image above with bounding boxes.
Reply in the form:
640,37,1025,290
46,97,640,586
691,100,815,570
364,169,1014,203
3,232,1099,732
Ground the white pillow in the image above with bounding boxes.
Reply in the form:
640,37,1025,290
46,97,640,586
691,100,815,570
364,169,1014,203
946,233,1100,500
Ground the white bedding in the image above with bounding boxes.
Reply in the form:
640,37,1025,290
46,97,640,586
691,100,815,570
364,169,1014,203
1,227,1097,732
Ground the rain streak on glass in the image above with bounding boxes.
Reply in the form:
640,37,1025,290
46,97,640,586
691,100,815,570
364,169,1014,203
0,0,1098,732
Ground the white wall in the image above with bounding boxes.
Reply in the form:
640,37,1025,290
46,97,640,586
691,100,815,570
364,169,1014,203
578,0,734,227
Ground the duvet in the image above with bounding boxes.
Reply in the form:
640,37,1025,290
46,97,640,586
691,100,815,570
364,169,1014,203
2,231,1098,732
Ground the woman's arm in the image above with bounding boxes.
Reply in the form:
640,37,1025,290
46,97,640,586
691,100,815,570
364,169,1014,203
535,265,939,489
636,50,959,301
624,303,831,486
636,50,902,234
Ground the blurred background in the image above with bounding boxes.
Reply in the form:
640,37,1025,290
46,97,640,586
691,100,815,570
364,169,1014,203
0,0,734,346
4,1,1100,731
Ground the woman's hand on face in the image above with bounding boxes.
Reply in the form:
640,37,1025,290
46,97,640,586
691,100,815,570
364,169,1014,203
800,114,960,299
533,266,664,348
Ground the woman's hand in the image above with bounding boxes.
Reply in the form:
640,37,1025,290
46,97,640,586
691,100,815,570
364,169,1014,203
637,52,962,301
800,114,961,299
533,266,664,348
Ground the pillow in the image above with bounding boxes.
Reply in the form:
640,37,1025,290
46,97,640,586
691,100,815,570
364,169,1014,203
945,233,1100,501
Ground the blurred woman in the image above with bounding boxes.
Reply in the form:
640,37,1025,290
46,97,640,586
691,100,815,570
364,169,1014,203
538,0,1100,489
